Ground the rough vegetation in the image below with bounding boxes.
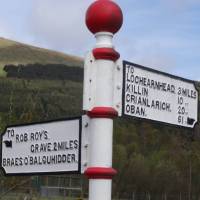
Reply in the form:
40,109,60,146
0,37,83,77
0,38,200,200
4,64,83,81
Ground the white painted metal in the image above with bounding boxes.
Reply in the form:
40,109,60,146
1,119,81,174
81,115,90,173
83,52,96,111
113,59,123,115
95,32,113,48
89,118,113,166
84,31,116,200
123,62,198,128
89,180,112,200
83,54,122,114
95,60,115,106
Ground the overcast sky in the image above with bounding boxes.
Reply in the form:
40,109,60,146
0,0,200,80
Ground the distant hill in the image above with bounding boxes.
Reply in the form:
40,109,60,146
0,37,83,68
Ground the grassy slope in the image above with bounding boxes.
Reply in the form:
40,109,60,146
0,37,84,196
0,37,83,77
0,37,84,127
0,78,83,131
1,37,200,198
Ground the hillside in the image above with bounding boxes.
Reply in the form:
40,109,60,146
0,38,200,199
0,37,83,67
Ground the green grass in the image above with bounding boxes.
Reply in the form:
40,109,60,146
0,194,82,200
0,65,7,77
0,78,83,132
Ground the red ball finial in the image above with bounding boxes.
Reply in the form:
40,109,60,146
86,0,123,34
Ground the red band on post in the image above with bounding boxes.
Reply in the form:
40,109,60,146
87,107,118,118
84,167,117,179
93,48,120,61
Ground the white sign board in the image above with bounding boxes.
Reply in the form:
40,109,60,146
122,61,198,128
1,117,82,175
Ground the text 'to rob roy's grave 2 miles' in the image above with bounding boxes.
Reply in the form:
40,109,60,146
1,118,82,175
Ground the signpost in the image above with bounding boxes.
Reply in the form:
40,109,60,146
83,1,123,200
0,1,199,200
1,117,83,175
122,60,198,128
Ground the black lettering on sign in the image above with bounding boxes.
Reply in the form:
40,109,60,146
126,65,130,73
69,140,74,149
7,129,14,138
126,65,134,74
2,158,6,167
178,106,185,115
125,71,176,94
53,140,79,151
151,100,171,112
15,157,23,166
178,87,197,99
178,116,184,124
27,154,78,165
24,157,28,165
53,142,58,151
31,143,52,153
15,133,28,143
67,154,76,163
30,130,49,141
126,84,149,96
126,94,151,108
178,96,184,105
126,104,146,116
126,73,134,82
34,144,39,153
30,156,33,165
74,140,79,149
3,157,23,167
2,158,9,167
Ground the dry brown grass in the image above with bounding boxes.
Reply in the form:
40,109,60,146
0,37,83,67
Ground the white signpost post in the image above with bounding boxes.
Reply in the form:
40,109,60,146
0,117,89,175
122,60,198,128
